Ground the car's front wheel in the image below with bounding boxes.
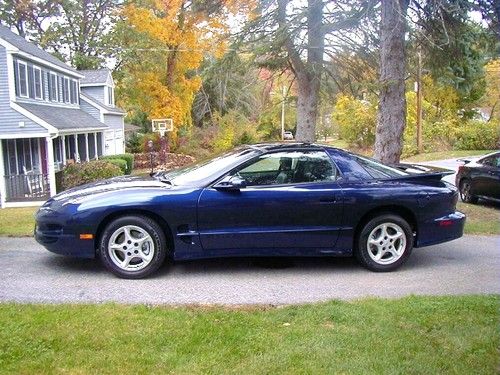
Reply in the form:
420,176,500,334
459,179,478,204
99,215,167,279
355,214,413,272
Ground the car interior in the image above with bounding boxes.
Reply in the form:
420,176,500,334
236,152,336,186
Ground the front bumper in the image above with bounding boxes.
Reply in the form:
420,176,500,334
415,211,466,248
35,208,96,259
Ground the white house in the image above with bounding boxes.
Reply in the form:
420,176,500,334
0,25,126,208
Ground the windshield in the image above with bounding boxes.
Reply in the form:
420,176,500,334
156,147,260,186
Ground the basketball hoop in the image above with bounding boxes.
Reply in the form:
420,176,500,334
152,119,173,137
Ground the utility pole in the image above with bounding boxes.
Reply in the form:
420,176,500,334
281,85,286,140
416,48,423,154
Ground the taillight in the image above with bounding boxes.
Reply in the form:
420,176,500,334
439,220,454,227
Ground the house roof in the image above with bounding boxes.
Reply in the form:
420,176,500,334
0,25,79,75
17,103,109,132
124,123,141,132
80,93,126,115
79,69,110,85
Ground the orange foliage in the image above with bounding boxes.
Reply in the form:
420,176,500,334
122,0,256,129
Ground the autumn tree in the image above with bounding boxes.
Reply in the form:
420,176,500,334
117,0,254,132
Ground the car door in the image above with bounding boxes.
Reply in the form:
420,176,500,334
473,154,500,199
197,149,344,254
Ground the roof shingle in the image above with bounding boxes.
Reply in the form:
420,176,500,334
0,25,79,75
17,103,109,132
79,69,110,85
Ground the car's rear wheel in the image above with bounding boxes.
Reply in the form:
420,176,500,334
459,179,478,204
99,215,167,279
355,214,413,272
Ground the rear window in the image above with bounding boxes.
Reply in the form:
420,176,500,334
355,155,408,179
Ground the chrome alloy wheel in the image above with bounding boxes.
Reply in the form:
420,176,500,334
366,223,406,265
107,225,155,271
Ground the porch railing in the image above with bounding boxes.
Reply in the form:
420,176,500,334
4,174,50,202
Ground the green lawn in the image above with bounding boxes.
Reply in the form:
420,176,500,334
0,295,498,374
458,201,500,235
0,207,37,237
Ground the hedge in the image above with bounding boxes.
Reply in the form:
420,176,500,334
62,160,122,190
101,153,134,174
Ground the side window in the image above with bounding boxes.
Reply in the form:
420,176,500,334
355,155,407,179
233,150,337,186
479,155,500,167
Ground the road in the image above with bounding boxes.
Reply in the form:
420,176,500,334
1,236,499,305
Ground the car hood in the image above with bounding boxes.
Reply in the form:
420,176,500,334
48,175,170,203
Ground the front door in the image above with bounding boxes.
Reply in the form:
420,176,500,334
197,150,344,254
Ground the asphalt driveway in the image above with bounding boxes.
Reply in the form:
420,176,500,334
0,235,499,305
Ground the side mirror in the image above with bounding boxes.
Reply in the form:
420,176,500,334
213,175,247,191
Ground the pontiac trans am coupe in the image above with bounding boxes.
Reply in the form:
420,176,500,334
35,143,465,279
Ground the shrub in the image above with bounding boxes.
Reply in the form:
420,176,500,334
454,120,500,150
101,153,134,174
62,160,122,190
333,94,376,149
104,158,127,174
126,133,142,154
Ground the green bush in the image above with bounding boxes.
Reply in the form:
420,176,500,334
333,94,376,149
126,133,142,154
101,153,134,174
454,120,500,150
62,160,122,190
104,158,127,174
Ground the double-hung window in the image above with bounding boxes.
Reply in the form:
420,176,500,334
49,73,58,101
18,62,28,98
34,67,42,99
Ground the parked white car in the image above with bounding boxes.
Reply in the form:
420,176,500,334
283,131,294,140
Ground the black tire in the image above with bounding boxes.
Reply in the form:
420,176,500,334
99,215,167,279
355,214,413,272
459,179,478,204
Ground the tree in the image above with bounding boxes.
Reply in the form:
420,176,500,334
0,0,119,69
116,0,253,132
481,58,500,120
374,0,409,163
192,52,263,127
242,0,375,142
0,0,58,37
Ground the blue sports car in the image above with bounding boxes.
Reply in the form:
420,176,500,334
35,143,465,278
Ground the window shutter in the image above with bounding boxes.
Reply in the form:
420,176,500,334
13,60,19,96
27,65,35,98
41,70,46,100
57,76,62,102
47,72,52,100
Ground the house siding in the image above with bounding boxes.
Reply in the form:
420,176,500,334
12,56,80,108
103,114,124,131
80,98,101,120
0,46,48,136
81,86,104,103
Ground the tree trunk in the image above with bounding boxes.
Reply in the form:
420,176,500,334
295,72,319,142
374,0,409,164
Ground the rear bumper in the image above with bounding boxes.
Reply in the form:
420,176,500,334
415,211,465,248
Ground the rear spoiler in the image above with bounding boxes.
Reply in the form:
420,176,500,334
389,163,454,182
